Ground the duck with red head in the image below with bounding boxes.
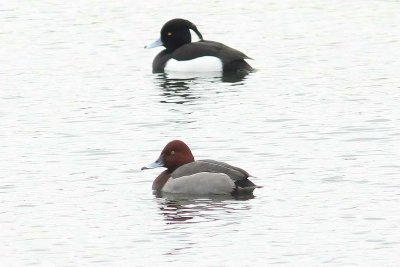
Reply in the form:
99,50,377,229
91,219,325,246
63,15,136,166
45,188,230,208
142,140,260,195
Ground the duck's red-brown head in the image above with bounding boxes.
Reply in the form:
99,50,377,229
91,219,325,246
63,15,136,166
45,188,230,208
142,140,195,173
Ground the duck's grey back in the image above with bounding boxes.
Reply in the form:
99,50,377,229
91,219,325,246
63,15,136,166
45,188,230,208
171,159,250,181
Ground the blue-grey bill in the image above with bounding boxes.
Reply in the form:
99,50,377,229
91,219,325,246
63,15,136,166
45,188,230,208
141,157,165,170
145,38,163,49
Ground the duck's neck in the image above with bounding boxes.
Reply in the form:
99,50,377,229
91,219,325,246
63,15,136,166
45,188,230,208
152,170,171,191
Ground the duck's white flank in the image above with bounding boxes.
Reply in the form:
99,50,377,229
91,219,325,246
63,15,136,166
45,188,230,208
162,172,235,195
165,56,223,72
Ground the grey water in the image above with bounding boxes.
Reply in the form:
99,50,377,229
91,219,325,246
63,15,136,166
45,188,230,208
1,0,400,266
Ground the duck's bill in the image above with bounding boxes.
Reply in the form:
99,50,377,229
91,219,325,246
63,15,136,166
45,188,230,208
141,156,165,170
145,38,163,49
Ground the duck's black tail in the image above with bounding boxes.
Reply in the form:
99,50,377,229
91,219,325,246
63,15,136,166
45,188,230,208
232,178,262,195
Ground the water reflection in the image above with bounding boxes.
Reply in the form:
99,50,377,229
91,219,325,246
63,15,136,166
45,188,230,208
155,71,250,84
155,74,199,104
153,71,249,104
154,191,254,224
220,71,251,83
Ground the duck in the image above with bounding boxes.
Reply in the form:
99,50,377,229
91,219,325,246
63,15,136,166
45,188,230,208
141,140,260,195
145,18,253,74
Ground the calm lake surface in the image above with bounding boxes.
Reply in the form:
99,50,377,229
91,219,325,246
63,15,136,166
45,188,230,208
1,0,400,266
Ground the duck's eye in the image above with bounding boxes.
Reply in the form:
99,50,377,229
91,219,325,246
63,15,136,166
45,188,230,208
167,32,172,36
170,150,175,155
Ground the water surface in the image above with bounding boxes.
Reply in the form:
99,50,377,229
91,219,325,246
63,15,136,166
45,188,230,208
1,0,400,266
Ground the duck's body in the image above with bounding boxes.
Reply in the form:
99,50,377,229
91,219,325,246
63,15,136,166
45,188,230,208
146,19,253,74
152,41,252,73
142,140,259,195
162,172,235,195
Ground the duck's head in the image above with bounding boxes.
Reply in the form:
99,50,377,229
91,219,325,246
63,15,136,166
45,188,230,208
146,19,204,51
142,140,195,173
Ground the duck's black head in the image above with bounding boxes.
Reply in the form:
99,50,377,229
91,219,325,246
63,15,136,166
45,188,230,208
160,19,203,51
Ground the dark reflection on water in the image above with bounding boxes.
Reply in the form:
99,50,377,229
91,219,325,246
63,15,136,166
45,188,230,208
154,191,254,224
155,75,199,105
153,72,250,104
220,71,251,83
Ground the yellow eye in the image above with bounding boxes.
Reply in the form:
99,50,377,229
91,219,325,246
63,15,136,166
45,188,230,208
167,32,172,36
170,150,175,155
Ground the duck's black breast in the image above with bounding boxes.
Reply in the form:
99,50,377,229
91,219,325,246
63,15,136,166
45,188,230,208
152,40,252,73
152,50,173,73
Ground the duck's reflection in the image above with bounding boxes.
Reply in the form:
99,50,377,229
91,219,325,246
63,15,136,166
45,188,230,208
154,191,254,224
221,71,251,83
155,74,198,105
154,71,250,104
